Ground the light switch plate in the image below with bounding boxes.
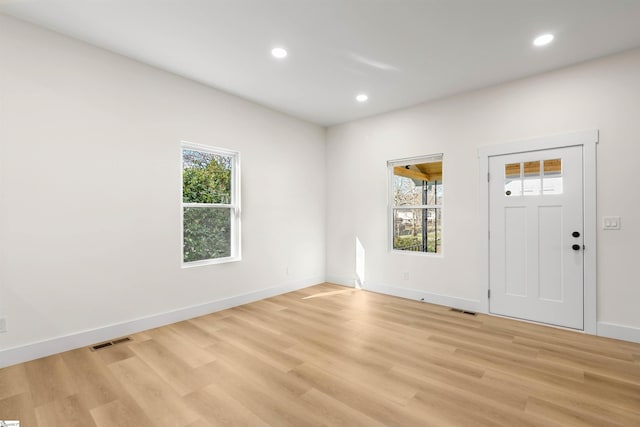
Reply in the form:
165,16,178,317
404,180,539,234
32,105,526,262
602,216,621,230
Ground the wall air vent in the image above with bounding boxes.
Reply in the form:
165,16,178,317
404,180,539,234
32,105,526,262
450,308,478,316
90,336,131,351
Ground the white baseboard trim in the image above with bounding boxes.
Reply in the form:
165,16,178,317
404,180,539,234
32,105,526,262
0,276,324,368
363,282,481,313
597,321,640,344
325,275,356,288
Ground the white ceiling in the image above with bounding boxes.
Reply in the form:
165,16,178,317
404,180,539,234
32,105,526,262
2,0,640,126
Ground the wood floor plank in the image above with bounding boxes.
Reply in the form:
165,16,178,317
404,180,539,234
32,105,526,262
90,399,155,427
198,360,325,427
207,340,312,398
184,384,270,427
290,362,431,426
410,379,558,427
525,395,629,427
388,364,528,411
359,332,486,380
127,339,215,396
0,392,38,427
108,357,200,427
583,371,640,397
429,331,540,359
249,298,289,312
95,341,136,365
212,326,302,373
286,344,417,406
299,387,387,427
216,314,296,349
535,346,640,383
285,328,396,375
526,394,639,427
431,334,585,382
145,327,216,368
186,312,232,336
24,355,78,407
404,393,499,427
453,346,585,387
513,332,636,362
60,348,119,409
482,368,640,419
34,394,97,427
226,306,289,336
168,320,219,349
0,364,30,401
2,283,640,426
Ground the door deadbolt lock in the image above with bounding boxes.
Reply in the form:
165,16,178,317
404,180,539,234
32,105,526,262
572,231,580,238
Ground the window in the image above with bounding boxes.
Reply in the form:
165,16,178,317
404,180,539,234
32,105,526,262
181,142,240,266
389,154,443,254
504,158,562,197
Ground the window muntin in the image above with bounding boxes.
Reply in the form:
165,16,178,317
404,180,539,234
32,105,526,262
543,158,563,195
504,158,562,197
181,142,240,265
389,155,443,254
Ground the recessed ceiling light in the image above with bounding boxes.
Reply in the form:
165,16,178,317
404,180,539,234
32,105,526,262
356,94,368,102
271,47,287,59
533,33,554,47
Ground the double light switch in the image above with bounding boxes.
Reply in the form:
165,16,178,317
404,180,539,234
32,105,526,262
602,216,621,230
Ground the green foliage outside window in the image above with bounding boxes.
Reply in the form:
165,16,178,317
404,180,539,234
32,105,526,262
393,234,441,253
182,149,232,204
182,149,234,263
183,207,231,262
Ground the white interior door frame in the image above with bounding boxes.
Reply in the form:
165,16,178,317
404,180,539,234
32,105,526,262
478,130,598,334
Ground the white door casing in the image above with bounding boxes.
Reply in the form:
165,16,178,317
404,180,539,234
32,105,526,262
478,130,598,334
489,146,583,329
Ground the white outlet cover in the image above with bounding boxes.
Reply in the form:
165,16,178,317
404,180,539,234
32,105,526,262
0,316,7,333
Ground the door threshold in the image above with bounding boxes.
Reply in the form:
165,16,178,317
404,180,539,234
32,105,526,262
486,312,584,333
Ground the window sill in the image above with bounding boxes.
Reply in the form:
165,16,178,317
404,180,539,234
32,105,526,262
390,249,443,258
181,255,241,268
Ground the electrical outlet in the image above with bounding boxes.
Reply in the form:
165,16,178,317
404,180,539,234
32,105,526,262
603,216,621,230
0,316,7,333
403,272,410,280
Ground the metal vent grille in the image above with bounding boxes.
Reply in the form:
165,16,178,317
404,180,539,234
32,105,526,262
90,336,131,351
450,308,478,316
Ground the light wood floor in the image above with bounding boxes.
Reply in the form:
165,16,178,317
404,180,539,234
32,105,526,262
1,283,639,426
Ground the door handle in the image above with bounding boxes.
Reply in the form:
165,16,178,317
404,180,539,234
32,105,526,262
572,244,581,251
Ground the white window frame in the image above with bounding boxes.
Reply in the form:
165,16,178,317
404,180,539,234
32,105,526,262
181,141,241,267
388,153,443,257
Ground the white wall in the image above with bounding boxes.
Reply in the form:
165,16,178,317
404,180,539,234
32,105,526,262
2,15,640,364
0,15,326,361
326,48,640,335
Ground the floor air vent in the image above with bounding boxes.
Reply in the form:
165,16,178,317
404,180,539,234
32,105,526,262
450,308,478,316
90,336,131,351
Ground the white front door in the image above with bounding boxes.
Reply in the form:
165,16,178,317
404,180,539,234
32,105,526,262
489,146,584,329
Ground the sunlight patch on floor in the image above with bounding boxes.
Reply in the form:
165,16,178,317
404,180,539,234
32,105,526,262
302,289,358,299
